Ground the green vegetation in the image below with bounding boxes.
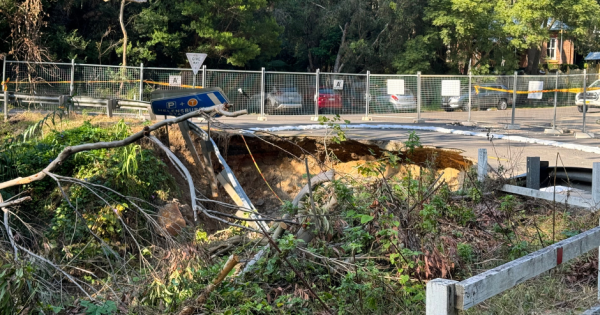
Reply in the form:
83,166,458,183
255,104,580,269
0,113,598,314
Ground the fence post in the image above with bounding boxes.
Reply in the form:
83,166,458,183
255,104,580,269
545,71,562,134
202,65,207,88
478,148,487,182
139,63,144,101
70,59,75,96
415,71,424,123
2,58,6,92
506,71,520,129
593,162,600,207
426,278,458,315
361,70,372,121
311,69,320,121
583,69,588,134
107,99,114,118
258,67,266,121
3,91,7,122
468,71,472,123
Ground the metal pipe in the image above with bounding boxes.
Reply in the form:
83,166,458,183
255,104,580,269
70,59,75,96
468,71,472,122
315,69,320,118
417,71,421,121
511,71,518,125
260,67,265,118
139,63,144,101
202,65,207,88
583,69,588,133
365,70,371,118
552,70,559,128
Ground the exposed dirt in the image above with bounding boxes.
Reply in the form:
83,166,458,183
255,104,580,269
149,126,472,232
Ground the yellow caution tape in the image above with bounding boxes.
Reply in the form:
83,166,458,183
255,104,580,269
474,85,600,94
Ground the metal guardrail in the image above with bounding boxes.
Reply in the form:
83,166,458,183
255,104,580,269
2,92,155,121
426,155,600,314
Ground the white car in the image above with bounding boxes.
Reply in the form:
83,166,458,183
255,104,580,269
373,88,417,112
575,80,600,113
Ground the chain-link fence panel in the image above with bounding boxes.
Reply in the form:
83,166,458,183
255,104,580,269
318,73,367,116
142,67,199,102
74,64,141,100
468,75,514,125
4,61,72,111
205,70,262,115
369,74,418,119
420,75,470,122
264,72,316,116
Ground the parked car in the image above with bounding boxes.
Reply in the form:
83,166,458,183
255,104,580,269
442,83,513,112
575,79,600,113
372,88,417,112
246,86,303,114
342,81,367,113
317,88,342,113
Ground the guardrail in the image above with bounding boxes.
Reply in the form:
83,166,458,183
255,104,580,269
426,223,600,314
2,92,155,121
426,153,600,314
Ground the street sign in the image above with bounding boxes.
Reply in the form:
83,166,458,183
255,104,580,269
528,81,544,99
333,80,344,90
169,75,182,87
441,80,461,96
186,53,208,75
387,79,405,95
150,88,229,116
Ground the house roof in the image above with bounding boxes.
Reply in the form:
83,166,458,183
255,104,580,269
585,52,600,60
548,19,568,31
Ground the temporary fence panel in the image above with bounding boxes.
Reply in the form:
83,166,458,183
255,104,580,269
369,74,418,119
4,61,72,111
469,75,515,125
420,75,470,122
142,67,199,102
264,72,316,116
317,73,367,116
205,69,262,115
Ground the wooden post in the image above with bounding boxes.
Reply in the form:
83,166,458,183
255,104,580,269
526,157,541,190
477,148,487,182
107,99,114,118
426,279,458,315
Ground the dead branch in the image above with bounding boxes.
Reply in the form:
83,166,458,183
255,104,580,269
0,195,28,260
0,196,32,208
178,255,240,315
0,105,246,191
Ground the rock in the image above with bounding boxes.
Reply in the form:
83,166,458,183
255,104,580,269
157,203,187,236
255,199,265,206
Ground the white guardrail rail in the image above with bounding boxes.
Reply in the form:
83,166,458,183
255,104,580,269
427,224,600,314
2,91,155,120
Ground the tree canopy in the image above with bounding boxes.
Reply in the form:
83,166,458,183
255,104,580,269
0,0,599,74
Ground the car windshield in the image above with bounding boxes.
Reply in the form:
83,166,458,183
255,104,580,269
589,80,600,88
319,89,334,94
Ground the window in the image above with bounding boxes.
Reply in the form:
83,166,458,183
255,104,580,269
547,38,557,60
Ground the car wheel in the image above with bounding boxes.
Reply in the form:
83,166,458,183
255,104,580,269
443,108,454,112
497,99,508,110
462,104,470,112
578,106,588,113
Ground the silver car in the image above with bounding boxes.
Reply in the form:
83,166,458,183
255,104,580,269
266,86,303,112
575,80,600,113
373,88,417,112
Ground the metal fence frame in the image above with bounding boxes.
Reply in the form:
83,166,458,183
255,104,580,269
1,60,597,132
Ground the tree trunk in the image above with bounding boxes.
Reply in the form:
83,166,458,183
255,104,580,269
527,47,541,74
333,23,349,73
119,0,127,67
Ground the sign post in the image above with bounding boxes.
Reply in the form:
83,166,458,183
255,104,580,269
186,53,207,89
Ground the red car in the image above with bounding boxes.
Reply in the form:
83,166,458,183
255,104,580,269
318,88,342,112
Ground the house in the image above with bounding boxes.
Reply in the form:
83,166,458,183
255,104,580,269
519,20,575,69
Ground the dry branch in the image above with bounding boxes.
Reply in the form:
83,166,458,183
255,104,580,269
0,105,246,191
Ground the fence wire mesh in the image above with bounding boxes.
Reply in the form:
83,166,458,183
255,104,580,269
205,70,262,114
264,72,316,116
318,73,367,116
3,60,599,131
369,75,418,119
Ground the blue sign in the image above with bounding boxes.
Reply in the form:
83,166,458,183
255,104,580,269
150,88,229,116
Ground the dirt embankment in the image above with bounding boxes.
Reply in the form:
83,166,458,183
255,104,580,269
150,125,472,228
